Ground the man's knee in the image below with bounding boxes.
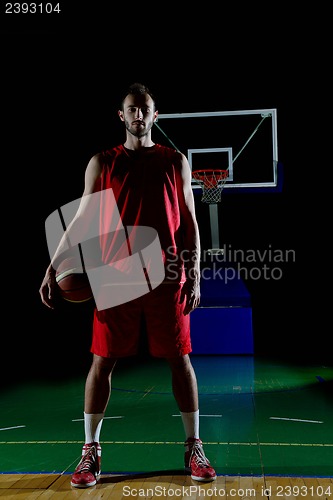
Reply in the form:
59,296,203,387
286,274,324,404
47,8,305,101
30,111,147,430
166,354,193,372
91,354,117,375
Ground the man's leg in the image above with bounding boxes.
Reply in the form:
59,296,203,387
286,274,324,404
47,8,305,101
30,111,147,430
71,355,117,489
166,354,216,482
84,354,118,413
166,354,198,413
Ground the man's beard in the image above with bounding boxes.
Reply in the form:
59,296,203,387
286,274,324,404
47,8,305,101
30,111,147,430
125,119,154,138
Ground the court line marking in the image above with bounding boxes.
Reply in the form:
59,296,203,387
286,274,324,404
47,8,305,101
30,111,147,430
172,414,223,417
1,440,332,447
72,415,223,422
112,383,333,396
270,417,323,424
72,416,124,422
0,426,26,431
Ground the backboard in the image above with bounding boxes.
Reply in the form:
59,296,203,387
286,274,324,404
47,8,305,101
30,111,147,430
154,108,280,193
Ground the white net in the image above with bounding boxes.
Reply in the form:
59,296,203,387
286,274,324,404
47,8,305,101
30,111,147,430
192,170,229,203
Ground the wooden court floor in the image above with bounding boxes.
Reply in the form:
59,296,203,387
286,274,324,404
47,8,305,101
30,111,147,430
1,472,333,499
1,355,332,498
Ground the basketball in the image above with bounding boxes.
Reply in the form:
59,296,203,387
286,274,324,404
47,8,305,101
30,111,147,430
55,256,93,304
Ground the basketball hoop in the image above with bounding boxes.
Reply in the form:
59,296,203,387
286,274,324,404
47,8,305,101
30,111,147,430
192,169,229,204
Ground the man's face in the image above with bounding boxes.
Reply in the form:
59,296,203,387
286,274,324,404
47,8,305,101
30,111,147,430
118,93,158,138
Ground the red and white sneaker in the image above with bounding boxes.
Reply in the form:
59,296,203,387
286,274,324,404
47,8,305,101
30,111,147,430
184,437,216,482
70,442,101,488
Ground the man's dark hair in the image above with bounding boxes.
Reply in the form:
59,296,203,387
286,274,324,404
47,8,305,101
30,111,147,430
120,82,157,111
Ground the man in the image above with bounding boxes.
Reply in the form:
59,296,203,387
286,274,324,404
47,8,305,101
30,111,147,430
39,83,217,488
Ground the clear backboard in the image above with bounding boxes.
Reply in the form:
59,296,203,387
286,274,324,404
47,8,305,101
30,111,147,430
154,108,280,193
154,108,281,255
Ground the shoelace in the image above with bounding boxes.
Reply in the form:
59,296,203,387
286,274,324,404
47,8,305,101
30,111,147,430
191,443,211,468
76,447,97,473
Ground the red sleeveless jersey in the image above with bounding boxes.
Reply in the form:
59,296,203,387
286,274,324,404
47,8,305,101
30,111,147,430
98,144,186,283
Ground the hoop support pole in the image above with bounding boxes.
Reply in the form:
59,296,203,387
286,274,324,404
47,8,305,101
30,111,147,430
209,203,223,254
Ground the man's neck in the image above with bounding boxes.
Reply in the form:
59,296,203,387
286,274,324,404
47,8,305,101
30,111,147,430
123,136,155,151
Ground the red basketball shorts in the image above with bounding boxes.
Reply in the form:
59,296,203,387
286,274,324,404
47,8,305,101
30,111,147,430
91,282,191,358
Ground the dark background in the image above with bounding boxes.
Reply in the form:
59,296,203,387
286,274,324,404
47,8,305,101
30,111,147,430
1,7,326,384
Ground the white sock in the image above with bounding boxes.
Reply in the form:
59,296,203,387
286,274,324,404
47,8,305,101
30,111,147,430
180,410,200,440
84,412,104,444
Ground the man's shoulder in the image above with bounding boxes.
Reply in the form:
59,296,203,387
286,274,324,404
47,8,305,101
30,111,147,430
155,143,182,159
100,144,124,157
94,145,124,165
155,143,175,152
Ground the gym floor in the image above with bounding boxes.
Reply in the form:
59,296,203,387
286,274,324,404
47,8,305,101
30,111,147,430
1,354,332,478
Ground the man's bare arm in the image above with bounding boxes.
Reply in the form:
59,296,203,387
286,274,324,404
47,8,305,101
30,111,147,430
175,152,201,315
39,154,102,308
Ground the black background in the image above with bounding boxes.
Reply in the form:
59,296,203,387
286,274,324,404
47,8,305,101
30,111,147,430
1,6,327,384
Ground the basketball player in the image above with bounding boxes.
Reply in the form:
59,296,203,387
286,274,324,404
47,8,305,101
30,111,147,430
39,83,217,488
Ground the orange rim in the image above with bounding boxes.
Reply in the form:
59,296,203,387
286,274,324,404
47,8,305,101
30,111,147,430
192,169,228,187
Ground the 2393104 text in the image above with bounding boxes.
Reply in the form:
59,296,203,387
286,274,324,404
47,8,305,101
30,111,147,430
5,2,61,14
